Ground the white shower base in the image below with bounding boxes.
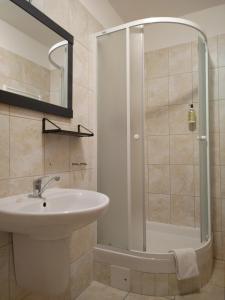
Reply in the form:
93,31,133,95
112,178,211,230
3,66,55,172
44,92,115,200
146,221,201,253
94,221,212,296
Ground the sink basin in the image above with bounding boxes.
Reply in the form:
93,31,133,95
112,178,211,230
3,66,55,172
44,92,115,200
0,187,110,295
0,188,109,239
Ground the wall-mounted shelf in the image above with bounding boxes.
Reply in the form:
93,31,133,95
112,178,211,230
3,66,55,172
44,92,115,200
42,118,94,137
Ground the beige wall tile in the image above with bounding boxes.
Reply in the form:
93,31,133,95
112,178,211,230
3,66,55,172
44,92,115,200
10,106,44,121
209,68,219,100
0,115,9,179
0,246,10,300
221,168,225,199
219,100,225,133
214,232,223,259
9,177,33,196
42,172,70,190
169,104,191,134
70,223,96,262
88,90,97,131
168,274,179,296
10,117,43,177
148,194,170,223
44,134,70,174
213,198,222,232
209,101,219,133
146,48,169,79
169,73,192,105
170,134,194,164
70,138,89,171
210,260,225,288
208,36,218,69
73,84,89,128
169,43,192,75
70,170,90,190
74,43,89,89
148,165,170,194
148,77,168,107
194,165,200,197
155,274,169,296
171,195,195,226
192,72,199,101
88,15,103,52
43,0,70,31
70,252,93,299
194,196,200,227
191,41,198,72
141,273,155,295
218,34,225,67
69,0,89,48
147,135,169,164
211,166,221,198
170,165,194,196
145,106,169,135
145,167,149,194
130,270,142,294
193,137,199,166
93,262,110,286
210,133,220,166
88,137,97,170
219,67,225,99
220,134,225,165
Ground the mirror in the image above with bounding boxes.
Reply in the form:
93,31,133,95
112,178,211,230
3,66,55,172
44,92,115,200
0,0,73,117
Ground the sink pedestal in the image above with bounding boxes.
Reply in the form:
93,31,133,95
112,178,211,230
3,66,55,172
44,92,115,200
13,234,70,295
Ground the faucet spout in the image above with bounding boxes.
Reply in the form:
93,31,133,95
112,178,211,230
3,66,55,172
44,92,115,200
29,176,60,199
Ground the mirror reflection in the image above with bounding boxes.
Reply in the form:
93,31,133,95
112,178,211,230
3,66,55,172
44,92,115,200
0,0,69,107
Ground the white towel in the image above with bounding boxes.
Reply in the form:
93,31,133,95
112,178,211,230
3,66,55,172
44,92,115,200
170,248,199,280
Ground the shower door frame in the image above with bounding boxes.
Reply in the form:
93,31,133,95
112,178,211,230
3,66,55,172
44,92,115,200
96,17,211,251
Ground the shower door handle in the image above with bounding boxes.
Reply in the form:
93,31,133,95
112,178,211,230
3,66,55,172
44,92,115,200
197,135,207,141
133,134,140,140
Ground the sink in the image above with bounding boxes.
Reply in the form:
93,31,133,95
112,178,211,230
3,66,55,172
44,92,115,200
0,188,109,295
0,188,109,239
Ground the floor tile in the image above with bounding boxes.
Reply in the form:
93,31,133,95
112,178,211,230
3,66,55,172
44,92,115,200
125,293,173,300
175,285,225,300
76,281,128,300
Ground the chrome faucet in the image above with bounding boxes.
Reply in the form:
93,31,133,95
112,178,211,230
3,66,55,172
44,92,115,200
29,176,60,198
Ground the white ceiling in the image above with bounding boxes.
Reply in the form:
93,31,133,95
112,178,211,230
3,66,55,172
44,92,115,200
108,0,225,22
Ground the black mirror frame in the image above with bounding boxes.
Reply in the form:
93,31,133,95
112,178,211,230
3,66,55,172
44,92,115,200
0,0,74,118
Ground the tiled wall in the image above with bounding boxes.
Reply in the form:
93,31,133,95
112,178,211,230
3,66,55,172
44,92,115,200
0,0,102,299
145,33,225,260
145,36,225,230
93,241,213,296
0,46,51,102
0,45,65,105
144,41,200,228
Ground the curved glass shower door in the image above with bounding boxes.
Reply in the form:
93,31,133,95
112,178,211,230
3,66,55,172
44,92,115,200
97,18,210,254
198,35,210,242
97,26,145,251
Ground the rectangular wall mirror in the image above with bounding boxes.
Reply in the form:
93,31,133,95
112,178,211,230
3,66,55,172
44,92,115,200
0,0,74,118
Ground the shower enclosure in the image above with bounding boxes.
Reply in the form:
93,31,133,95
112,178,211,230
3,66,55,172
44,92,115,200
96,18,211,283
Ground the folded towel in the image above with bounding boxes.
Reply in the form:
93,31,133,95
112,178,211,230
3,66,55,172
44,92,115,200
170,248,199,280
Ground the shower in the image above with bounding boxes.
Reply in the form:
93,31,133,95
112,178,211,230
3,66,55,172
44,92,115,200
95,17,211,295
48,40,68,107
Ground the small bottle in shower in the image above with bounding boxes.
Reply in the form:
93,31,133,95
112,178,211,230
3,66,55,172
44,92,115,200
188,104,196,124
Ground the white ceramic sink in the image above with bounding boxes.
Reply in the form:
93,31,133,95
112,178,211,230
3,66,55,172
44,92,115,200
0,188,109,239
3,188,109,294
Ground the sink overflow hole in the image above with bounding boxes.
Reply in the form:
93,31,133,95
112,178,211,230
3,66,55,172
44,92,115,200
43,202,47,207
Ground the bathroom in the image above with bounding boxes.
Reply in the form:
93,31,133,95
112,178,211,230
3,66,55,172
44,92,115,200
0,0,224,299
